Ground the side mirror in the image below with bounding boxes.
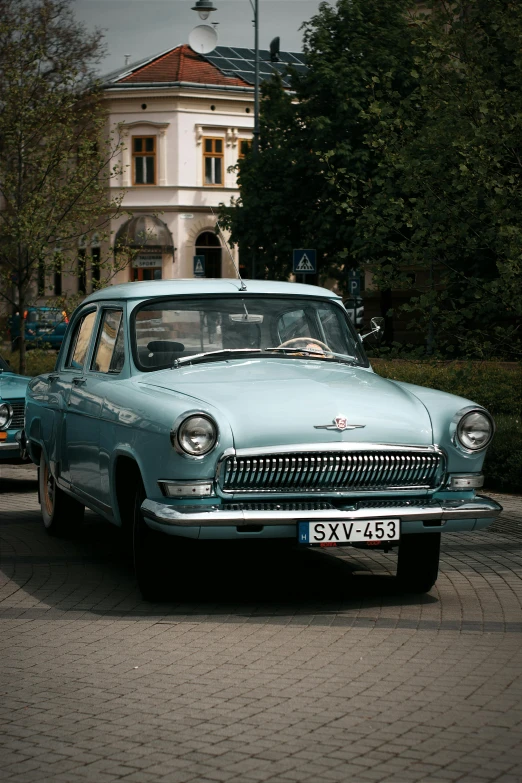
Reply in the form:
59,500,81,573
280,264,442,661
361,316,385,342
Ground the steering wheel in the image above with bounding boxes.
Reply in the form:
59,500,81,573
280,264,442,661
277,337,333,356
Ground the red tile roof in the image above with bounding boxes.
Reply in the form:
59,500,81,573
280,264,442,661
118,45,250,87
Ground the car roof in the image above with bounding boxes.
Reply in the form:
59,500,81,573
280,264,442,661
82,279,341,303
28,306,62,311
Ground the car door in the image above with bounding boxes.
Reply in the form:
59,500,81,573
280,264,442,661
61,307,101,499
88,307,126,508
44,307,97,486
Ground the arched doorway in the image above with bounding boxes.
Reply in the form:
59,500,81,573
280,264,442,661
115,215,174,281
195,231,222,278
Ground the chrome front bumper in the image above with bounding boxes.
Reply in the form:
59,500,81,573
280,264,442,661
0,441,20,451
141,496,502,528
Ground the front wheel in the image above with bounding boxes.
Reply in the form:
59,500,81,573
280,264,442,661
39,453,85,536
396,532,440,593
132,479,169,601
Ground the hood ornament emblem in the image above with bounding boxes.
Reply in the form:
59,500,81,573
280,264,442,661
314,415,366,432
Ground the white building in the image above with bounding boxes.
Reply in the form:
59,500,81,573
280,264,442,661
82,43,306,290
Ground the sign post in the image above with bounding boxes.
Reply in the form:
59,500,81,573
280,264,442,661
293,249,317,283
193,255,205,277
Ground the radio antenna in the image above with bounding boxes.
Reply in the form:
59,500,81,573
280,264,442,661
210,206,247,291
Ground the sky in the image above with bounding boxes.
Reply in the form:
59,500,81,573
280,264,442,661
72,0,329,75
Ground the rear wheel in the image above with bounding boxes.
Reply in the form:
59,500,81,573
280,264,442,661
396,532,440,593
39,453,85,536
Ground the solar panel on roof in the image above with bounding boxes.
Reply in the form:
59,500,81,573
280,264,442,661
284,53,302,63
223,59,252,71
226,47,256,59
205,55,238,71
204,46,306,87
234,71,256,83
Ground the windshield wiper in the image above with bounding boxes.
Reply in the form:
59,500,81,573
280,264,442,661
174,348,262,368
173,346,358,369
267,347,358,364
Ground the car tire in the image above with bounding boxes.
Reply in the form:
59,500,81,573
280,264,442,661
132,478,167,602
396,532,440,593
39,453,85,536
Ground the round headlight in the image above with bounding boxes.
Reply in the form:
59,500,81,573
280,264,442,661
456,410,494,452
177,415,217,456
0,403,13,430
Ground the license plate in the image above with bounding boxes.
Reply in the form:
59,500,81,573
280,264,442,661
298,519,400,546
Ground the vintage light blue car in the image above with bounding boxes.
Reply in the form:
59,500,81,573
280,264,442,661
0,354,30,463
24,280,501,599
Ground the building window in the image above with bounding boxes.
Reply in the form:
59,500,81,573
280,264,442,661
203,137,223,185
133,136,156,185
238,140,252,159
54,253,62,296
78,248,87,294
91,246,101,287
37,259,46,296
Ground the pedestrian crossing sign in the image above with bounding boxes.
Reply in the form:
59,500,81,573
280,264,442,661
193,255,205,277
293,249,316,274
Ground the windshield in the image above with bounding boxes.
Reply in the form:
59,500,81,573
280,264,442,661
133,296,367,372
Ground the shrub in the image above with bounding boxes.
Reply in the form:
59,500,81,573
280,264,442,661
373,360,521,493
4,348,57,377
484,416,522,493
372,360,521,416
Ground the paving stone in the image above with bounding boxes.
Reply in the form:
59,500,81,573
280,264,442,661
1,470,522,782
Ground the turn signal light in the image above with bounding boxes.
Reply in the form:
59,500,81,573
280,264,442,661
448,474,484,490
159,481,213,498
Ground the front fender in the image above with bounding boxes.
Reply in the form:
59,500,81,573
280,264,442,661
393,381,490,472
103,383,234,523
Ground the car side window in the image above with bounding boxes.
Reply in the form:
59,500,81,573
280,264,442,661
91,310,125,374
65,311,97,371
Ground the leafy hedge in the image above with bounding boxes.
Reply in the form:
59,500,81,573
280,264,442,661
373,360,521,493
2,348,57,377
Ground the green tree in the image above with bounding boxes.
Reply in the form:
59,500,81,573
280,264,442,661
221,0,416,292
355,0,522,358
0,0,125,374
224,0,522,358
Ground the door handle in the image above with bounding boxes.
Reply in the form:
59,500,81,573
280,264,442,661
72,377,86,386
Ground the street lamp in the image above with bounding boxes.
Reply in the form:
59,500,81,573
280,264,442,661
191,0,217,21
191,0,260,154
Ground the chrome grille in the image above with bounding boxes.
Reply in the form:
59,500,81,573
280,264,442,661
5,400,25,429
219,449,444,494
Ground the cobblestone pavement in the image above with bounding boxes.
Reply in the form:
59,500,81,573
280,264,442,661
1,463,522,783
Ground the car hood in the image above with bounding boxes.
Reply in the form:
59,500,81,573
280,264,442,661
140,358,433,449
0,372,30,401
